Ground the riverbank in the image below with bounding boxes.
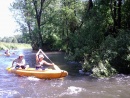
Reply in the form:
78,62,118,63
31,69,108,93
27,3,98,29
0,42,31,50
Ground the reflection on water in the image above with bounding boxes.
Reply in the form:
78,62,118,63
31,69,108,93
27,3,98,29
0,49,130,98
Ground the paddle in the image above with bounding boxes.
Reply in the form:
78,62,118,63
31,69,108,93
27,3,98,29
40,49,61,70
6,65,13,71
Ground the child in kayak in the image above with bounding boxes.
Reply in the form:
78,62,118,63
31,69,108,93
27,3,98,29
35,49,54,70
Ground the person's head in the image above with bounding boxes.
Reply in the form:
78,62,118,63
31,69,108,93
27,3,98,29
5,49,9,52
19,53,24,59
38,54,44,61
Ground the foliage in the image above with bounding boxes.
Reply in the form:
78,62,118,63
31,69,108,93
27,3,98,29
67,0,130,77
82,30,130,77
0,35,29,43
92,61,117,77
10,0,130,77
0,42,31,50
109,30,130,74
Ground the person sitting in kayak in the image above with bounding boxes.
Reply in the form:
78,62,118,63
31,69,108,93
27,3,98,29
12,54,29,69
35,49,54,70
5,49,10,56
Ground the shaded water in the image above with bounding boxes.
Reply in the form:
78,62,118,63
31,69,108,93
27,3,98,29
0,49,130,98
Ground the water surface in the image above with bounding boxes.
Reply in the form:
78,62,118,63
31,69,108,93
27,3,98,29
0,49,130,98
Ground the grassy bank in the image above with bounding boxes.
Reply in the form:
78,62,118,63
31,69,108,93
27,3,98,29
0,42,32,50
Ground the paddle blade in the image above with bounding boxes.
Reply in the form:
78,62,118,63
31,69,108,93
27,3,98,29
6,67,12,71
54,65,61,70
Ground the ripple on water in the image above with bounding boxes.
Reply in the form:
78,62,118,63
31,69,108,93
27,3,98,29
0,89,20,98
59,86,86,97
27,77,40,81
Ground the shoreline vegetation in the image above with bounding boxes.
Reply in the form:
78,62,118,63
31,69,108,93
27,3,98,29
9,0,130,78
0,42,31,50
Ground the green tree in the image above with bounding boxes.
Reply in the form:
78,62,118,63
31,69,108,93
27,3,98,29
12,37,18,43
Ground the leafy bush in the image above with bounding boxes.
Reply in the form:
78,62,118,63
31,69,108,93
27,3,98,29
82,30,130,77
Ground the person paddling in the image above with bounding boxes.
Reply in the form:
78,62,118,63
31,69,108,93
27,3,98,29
12,54,29,69
35,49,55,70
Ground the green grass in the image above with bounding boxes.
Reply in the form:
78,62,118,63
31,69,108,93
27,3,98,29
0,42,31,50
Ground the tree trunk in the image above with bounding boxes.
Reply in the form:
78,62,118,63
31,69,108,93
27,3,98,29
27,22,39,50
113,1,117,30
33,0,45,49
117,0,122,28
87,0,93,12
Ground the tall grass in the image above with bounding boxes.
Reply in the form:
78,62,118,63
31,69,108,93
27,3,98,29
0,42,31,50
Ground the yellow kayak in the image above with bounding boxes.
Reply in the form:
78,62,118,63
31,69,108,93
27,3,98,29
6,67,68,79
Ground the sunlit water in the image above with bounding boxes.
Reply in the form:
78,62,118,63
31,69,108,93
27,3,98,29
0,49,130,98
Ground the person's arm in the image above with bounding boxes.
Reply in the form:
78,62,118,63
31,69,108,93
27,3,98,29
36,49,41,63
12,59,16,67
43,61,54,66
12,61,14,67
44,61,61,70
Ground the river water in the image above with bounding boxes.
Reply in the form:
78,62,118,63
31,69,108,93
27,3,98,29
0,49,130,98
